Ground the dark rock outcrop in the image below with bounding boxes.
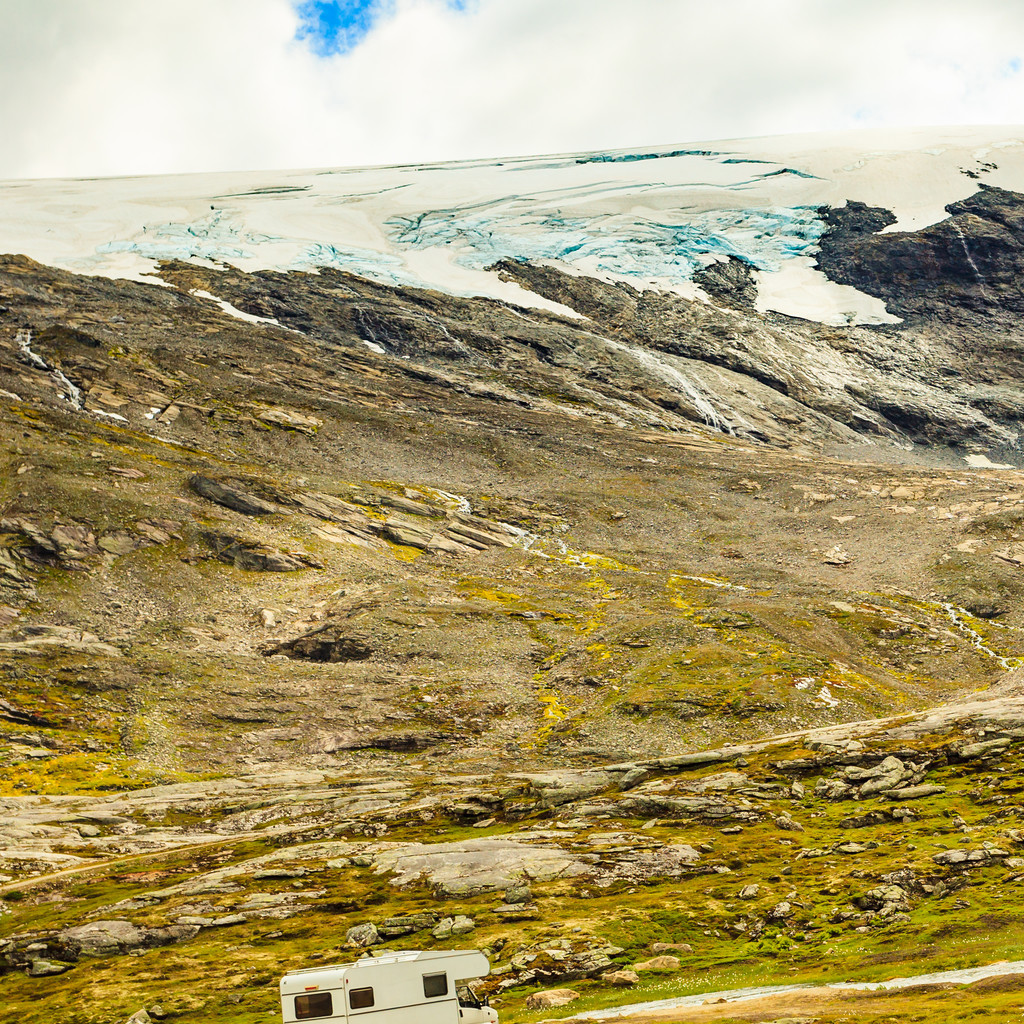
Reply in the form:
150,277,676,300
816,186,1024,317
263,624,375,662
200,532,317,572
693,256,758,309
188,475,281,516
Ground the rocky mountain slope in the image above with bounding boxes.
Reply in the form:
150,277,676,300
3,129,1024,1023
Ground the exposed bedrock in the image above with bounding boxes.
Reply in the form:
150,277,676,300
816,186,1024,319
493,256,1022,451
692,255,758,310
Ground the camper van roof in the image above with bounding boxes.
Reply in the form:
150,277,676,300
282,949,488,978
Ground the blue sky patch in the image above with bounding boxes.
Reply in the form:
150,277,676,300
295,1,470,55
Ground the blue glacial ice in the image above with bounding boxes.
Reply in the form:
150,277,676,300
95,211,419,288
95,211,271,264
387,204,827,284
575,149,722,164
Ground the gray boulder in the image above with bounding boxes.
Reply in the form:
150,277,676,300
377,914,438,939
188,475,280,516
28,959,71,976
346,923,379,947
58,921,145,958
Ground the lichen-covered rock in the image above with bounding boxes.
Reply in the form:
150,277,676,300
503,883,532,905
345,923,379,947
372,838,592,897
201,532,317,571
28,958,71,977
856,885,910,912
933,847,1008,867
767,901,793,921
57,920,146,957
54,920,199,960
376,913,438,938
0,624,120,657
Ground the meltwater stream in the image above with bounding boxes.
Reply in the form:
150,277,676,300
574,959,1024,1019
16,329,84,410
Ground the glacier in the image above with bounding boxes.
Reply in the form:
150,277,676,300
3,127,1024,325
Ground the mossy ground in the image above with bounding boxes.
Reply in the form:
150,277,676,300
2,732,1024,1023
5,259,1024,1023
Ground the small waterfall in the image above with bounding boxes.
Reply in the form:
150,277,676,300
603,337,727,432
951,221,990,301
16,330,84,410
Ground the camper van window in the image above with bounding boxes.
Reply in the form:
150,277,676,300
294,992,333,1019
423,972,449,998
349,987,375,1009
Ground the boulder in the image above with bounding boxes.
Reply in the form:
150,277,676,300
493,904,541,921
188,475,280,516
836,842,873,855
28,959,71,976
634,955,680,971
617,790,760,824
504,883,532,905
933,847,1008,866
57,920,145,957
882,784,946,801
774,815,804,832
377,914,439,939
258,408,322,434
822,545,851,566
372,838,591,897
0,625,120,657
525,989,580,1010
815,778,853,801
514,770,615,808
856,885,910,912
346,923,379,947
50,523,100,560
602,970,639,986
501,948,615,988
202,532,314,572
955,738,1013,760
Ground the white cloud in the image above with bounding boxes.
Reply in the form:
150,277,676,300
1,0,1024,179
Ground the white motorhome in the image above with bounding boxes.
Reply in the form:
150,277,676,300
280,949,498,1024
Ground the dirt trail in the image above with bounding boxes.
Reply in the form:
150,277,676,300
0,822,320,895
571,959,1024,1022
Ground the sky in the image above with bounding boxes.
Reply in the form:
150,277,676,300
1,0,1024,180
